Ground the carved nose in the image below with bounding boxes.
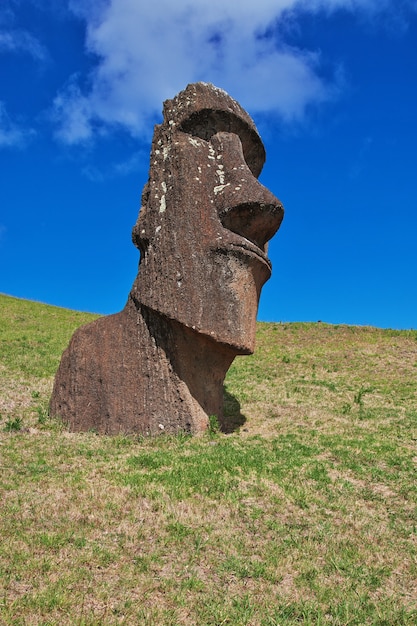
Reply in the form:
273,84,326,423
219,200,283,252
211,132,284,250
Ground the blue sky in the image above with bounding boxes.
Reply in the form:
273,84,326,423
1,0,416,329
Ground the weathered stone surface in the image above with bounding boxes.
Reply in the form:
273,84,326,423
50,82,284,435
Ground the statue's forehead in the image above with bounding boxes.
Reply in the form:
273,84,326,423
161,82,266,177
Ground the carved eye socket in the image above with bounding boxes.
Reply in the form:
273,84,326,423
179,109,265,178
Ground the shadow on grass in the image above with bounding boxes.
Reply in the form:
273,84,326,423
220,387,246,433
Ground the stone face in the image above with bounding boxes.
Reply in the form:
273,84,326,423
49,82,284,435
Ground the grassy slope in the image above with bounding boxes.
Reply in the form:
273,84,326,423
0,293,416,625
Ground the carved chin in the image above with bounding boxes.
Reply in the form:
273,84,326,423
206,249,269,354
134,245,266,354
178,249,269,355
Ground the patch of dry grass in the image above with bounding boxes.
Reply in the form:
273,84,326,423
1,295,416,624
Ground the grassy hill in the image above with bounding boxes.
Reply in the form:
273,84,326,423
1,293,416,625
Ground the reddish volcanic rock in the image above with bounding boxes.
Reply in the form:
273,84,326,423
50,82,284,435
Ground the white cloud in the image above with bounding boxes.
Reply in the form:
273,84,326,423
79,149,148,181
0,102,33,148
0,4,47,149
53,0,412,143
53,78,94,144
113,149,148,176
0,29,47,61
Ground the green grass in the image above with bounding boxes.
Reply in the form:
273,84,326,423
1,294,416,625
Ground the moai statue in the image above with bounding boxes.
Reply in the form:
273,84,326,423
50,82,284,435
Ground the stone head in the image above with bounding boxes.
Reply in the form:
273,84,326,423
131,82,284,354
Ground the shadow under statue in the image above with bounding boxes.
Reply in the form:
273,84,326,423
49,82,284,435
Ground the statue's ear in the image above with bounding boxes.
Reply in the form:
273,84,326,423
132,183,150,257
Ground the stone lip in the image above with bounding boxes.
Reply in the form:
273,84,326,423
49,82,284,436
217,238,272,273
